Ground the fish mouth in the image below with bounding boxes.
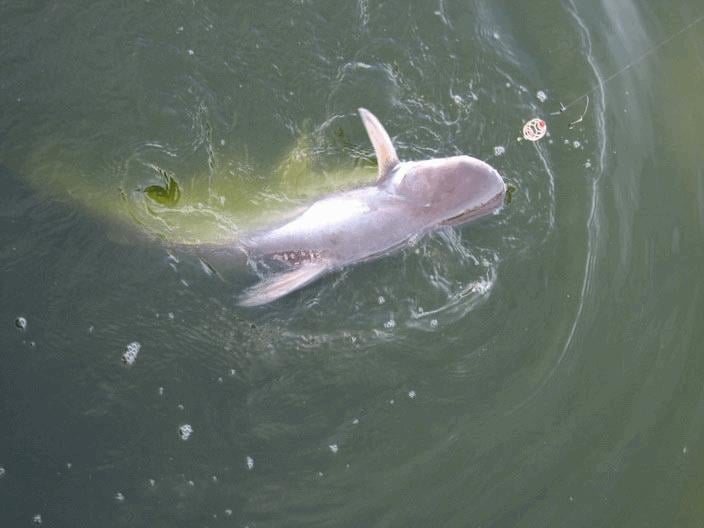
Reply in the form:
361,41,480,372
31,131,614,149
440,187,506,226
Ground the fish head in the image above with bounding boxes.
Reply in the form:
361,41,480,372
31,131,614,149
388,155,506,226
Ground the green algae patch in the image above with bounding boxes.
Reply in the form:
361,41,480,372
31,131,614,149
144,170,181,207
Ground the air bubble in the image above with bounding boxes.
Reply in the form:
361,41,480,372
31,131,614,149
179,424,193,441
121,342,141,366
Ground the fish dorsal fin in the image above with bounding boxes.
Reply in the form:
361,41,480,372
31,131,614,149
358,108,400,182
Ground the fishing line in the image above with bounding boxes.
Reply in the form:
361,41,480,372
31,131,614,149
557,12,704,114
483,12,704,160
496,11,704,150
552,97,589,129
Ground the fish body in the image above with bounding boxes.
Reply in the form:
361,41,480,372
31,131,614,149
236,108,506,306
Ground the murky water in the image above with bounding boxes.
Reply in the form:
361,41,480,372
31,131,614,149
1,0,704,526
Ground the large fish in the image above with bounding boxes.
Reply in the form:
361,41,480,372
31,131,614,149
229,108,506,306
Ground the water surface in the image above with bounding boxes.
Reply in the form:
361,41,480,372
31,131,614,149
1,0,704,526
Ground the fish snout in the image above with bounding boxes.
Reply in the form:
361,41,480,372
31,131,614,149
440,156,506,226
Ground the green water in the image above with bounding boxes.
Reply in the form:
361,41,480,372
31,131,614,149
1,0,704,526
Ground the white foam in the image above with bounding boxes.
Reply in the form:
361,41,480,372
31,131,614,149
471,279,492,294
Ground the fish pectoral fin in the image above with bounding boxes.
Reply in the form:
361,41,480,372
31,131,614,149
358,108,400,183
238,262,329,307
